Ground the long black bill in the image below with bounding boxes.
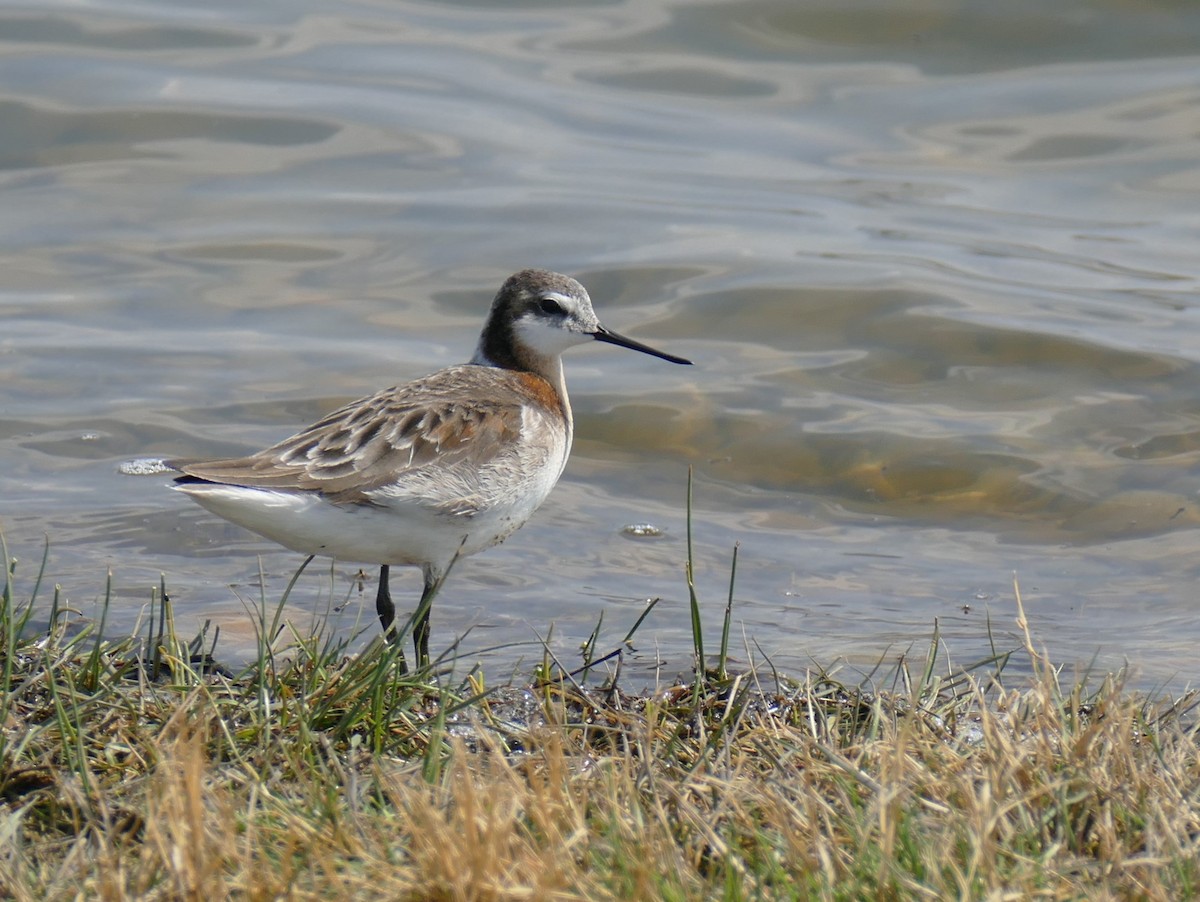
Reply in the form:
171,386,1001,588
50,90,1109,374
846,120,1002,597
593,325,692,365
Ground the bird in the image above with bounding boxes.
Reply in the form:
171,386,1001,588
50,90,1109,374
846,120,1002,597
169,268,692,669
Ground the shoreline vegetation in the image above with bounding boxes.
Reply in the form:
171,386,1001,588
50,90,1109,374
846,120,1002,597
2,524,1199,901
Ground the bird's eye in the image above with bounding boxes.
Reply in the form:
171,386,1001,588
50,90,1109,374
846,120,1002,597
538,298,564,315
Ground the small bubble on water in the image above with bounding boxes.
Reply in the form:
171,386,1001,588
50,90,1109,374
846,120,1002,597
622,523,665,539
118,458,174,476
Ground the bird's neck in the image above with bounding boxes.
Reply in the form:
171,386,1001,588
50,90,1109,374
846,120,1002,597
541,356,572,445
471,342,573,443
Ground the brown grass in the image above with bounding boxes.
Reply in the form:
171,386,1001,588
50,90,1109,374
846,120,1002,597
2,544,1199,899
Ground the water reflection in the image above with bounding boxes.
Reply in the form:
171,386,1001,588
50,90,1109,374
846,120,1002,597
1,0,1199,690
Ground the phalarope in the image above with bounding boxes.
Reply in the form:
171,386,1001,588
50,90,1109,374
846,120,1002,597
169,269,691,668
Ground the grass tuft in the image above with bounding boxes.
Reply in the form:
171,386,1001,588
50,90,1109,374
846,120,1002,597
0,522,1198,899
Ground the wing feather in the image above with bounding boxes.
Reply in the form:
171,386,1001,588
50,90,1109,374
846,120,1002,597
170,365,564,512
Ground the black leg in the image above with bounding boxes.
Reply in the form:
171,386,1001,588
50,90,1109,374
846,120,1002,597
374,561,449,671
414,569,436,669
376,564,409,673
375,564,395,634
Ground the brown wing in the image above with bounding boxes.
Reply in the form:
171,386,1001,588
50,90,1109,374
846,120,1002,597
170,365,557,507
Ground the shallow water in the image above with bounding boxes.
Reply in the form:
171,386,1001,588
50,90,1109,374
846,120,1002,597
3,0,1200,691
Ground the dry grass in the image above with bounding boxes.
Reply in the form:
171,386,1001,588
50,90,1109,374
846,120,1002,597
2,537,1199,900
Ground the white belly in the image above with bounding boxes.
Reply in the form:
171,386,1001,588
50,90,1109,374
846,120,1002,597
175,433,567,572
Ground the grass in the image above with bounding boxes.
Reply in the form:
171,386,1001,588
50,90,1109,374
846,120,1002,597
2,517,1199,900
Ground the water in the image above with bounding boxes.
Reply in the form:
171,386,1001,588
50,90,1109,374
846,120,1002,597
3,0,1199,691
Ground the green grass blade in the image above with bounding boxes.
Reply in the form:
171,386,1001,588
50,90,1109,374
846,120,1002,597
718,542,739,682
685,466,704,688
